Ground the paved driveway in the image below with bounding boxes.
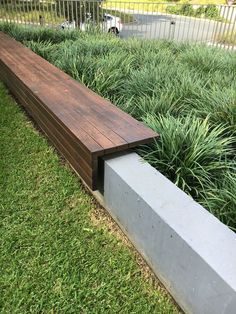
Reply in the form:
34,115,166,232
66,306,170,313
121,13,230,43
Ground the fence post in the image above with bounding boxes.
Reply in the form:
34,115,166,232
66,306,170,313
39,15,45,26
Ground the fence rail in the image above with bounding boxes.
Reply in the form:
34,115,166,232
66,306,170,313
0,1,235,49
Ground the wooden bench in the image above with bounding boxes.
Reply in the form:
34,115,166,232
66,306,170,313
0,31,158,190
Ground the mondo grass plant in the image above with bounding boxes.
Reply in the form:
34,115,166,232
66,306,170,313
0,23,235,230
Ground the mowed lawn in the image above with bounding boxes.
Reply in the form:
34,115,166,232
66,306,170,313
0,83,179,313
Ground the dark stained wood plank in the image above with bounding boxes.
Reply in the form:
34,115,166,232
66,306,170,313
0,33,71,82
0,31,158,190
0,71,96,188
0,39,156,145
0,61,104,155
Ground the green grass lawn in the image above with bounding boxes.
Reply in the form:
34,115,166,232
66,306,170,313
0,82,179,313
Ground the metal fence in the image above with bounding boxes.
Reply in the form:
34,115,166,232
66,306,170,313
0,1,235,49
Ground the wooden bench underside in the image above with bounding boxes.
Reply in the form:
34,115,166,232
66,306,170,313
0,32,158,190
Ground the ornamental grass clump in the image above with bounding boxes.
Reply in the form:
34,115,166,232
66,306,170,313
0,22,83,43
138,115,235,198
200,170,236,231
187,88,236,138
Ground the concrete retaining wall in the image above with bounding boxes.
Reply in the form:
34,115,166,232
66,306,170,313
102,152,236,314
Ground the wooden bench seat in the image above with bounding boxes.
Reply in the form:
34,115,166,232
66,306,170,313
0,31,158,190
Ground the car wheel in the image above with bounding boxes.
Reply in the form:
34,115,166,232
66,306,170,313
108,27,119,35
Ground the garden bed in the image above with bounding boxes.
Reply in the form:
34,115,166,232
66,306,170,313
0,23,235,231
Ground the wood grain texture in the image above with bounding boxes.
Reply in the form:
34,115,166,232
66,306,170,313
0,31,158,190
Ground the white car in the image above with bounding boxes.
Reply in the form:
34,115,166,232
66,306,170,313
100,13,123,35
60,13,123,35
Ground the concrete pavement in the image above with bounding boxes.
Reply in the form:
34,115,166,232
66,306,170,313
120,13,232,43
